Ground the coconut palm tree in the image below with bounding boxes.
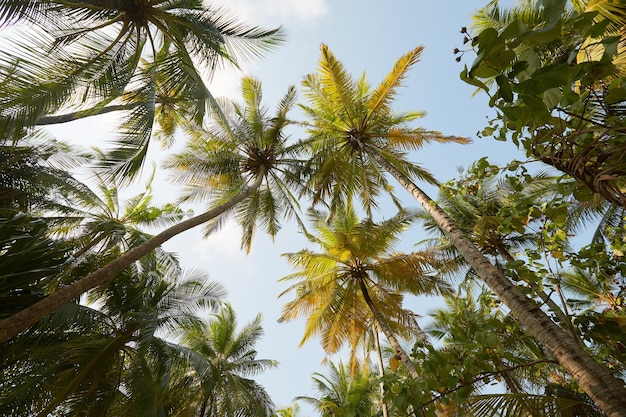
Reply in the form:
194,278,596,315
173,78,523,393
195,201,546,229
0,77,306,343
299,44,626,415
0,252,225,416
297,361,380,417
0,0,284,178
273,402,305,417
176,303,277,417
279,206,451,380
0,132,89,218
165,76,306,252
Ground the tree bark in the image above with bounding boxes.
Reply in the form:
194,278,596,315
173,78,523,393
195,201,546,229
35,104,134,125
366,148,626,417
357,278,419,380
0,174,264,343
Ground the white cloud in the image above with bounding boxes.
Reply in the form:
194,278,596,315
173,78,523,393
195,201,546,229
263,0,328,21
190,221,248,265
207,68,246,100
214,0,328,24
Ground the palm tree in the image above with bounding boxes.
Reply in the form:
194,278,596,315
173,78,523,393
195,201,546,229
0,77,306,343
297,361,380,417
279,206,451,380
0,213,71,318
176,303,277,417
0,253,225,416
165,76,306,251
299,44,626,415
0,0,284,178
273,402,304,417
0,132,89,218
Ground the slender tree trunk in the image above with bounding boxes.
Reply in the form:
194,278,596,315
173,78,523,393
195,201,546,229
197,397,208,417
366,148,626,417
497,244,570,325
357,278,419,380
372,330,390,417
497,244,585,349
0,174,265,343
35,104,134,125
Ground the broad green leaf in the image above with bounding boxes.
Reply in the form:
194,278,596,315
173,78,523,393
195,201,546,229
460,67,490,92
542,87,562,108
496,75,513,102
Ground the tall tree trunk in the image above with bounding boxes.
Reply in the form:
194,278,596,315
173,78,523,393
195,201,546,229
497,244,585,348
0,174,265,343
496,244,570,325
35,104,134,125
366,148,626,417
372,330,390,417
357,278,419,380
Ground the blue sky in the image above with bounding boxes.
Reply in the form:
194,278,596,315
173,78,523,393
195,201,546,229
42,0,525,413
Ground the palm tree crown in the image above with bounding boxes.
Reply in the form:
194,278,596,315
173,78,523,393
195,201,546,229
166,76,307,251
177,303,277,417
300,43,469,216
0,0,284,178
279,206,450,357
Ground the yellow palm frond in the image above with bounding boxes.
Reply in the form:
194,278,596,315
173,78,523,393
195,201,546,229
365,46,424,127
317,44,361,130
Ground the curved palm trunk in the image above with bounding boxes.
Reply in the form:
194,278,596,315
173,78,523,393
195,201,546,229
357,278,419,380
366,148,626,417
0,174,265,343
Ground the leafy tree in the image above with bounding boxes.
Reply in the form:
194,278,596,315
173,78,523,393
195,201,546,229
417,162,575,327
462,0,626,207
426,291,605,416
279,206,450,380
0,77,306,344
300,43,626,415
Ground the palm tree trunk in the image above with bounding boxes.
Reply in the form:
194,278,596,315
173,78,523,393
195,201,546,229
497,244,585,349
35,104,134,125
366,148,626,417
372,330,390,417
497,244,570,325
0,174,265,343
357,277,419,380
198,397,208,417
